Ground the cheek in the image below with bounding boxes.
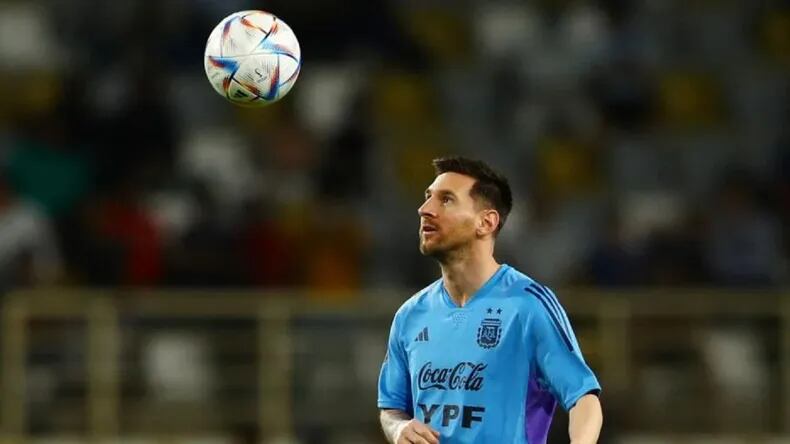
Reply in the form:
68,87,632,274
446,215,478,236
464,217,480,234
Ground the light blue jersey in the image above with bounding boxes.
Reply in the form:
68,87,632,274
378,264,601,443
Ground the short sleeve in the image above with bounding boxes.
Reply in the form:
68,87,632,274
377,310,413,414
525,283,601,411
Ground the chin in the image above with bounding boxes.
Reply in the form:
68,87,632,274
419,242,447,258
419,241,435,256
419,243,431,256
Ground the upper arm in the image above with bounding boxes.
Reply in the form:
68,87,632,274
377,310,413,414
524,283,601,411
568,394,603,443
569,393,602,416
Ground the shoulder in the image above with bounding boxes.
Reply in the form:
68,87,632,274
392,278,443,325
497,265,562,312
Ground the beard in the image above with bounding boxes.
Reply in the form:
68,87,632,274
418,238,440,257
418,216,478,262
419,230,474,263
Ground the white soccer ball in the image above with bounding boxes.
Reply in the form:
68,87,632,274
204,10,301,107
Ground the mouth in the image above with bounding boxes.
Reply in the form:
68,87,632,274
420,223,438,235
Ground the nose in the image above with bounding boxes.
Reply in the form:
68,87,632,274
418,197,436,218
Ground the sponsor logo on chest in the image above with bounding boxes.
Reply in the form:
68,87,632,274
417,361,486,391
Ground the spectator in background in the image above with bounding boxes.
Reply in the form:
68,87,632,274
5,113,92,219
0,177,63,288
285,202,368,296
88,59,176,191
62,179,163,287
641,214,705,285
586,209,643,286
703,170,783,286
239,199,299,287
776,130,790,274
316,96,373,203
512,186,601,285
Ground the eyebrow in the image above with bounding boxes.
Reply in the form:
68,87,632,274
425,188,458,198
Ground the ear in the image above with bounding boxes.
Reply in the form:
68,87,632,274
477,209,500,237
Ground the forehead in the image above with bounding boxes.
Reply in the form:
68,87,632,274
427,172,476,196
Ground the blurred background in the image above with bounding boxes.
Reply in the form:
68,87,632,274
0,0,789,442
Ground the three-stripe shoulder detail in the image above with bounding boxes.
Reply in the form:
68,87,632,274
523,283,574,351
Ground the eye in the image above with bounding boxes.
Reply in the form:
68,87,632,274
441,195,453,204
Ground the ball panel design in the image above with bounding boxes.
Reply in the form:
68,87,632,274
204,10,300,106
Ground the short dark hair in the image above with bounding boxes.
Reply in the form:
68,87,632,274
432,156,513,234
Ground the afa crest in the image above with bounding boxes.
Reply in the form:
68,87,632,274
477,318,502,349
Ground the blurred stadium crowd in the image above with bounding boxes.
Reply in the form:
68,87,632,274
1,1,789,443
0,0,788,292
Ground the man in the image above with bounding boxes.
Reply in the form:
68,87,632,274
378,157,602,443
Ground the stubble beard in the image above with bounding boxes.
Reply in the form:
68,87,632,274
419,218,477,264
419,235,471,265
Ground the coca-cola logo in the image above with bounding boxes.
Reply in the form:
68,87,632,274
417,361,486,391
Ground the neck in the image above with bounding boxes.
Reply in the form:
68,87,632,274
439,245,501,307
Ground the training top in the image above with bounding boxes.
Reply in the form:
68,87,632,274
378,264,601,443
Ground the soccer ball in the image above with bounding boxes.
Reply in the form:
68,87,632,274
204,10,301,107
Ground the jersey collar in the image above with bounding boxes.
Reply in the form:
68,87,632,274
440,264,509,309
